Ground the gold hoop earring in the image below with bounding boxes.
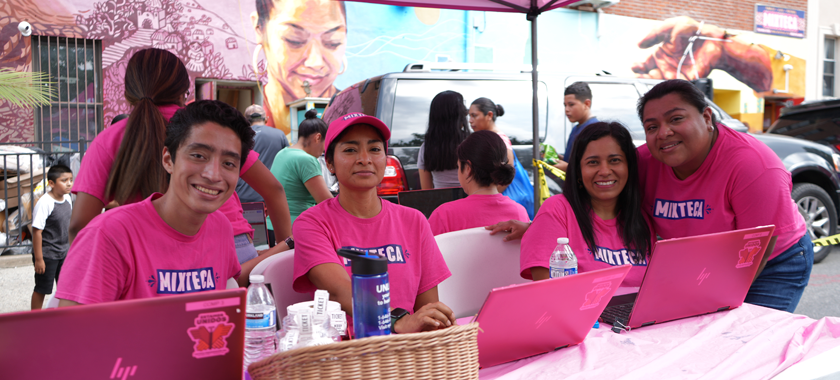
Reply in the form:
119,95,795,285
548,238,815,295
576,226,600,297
338,56,348,75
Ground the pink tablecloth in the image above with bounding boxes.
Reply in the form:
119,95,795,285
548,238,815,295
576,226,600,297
459,304,840,379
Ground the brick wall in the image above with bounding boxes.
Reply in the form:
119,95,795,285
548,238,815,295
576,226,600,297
588,0,807,32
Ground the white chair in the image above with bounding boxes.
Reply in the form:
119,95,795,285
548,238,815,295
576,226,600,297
226,277,239,289
435,227,529,319
44,294,60,309
251,249,310,314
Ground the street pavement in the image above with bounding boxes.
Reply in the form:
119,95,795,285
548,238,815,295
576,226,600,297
0,262,38,313
2,249,840,317
794,247,840,319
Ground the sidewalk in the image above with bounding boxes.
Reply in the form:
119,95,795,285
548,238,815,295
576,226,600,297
0,254,38,313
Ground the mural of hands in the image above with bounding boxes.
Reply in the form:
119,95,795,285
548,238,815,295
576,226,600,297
631,16,773,93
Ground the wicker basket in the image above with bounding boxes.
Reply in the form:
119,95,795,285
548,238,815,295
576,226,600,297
248,322,480,380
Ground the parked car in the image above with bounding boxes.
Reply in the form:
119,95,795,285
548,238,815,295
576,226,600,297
766,99,840,151
323,65,840,262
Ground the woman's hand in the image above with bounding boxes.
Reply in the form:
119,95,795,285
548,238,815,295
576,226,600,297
394,302,457,334
486,220,531,241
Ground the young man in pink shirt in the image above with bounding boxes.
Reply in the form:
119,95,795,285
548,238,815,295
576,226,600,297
56,100,252,305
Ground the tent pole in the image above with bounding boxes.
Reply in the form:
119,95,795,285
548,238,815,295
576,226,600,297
530,13,540,216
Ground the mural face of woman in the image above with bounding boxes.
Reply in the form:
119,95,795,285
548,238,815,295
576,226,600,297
254,0,347,102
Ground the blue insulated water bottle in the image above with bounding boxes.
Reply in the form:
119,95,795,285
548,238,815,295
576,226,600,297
337,249,391,339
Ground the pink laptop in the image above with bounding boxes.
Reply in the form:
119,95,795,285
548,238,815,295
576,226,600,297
472,265,631,368
0,289,246,380
599,225,776,330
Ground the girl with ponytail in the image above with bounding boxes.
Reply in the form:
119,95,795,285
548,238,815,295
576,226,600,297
71,48,189,239
70,49,293,285
428,130,530,235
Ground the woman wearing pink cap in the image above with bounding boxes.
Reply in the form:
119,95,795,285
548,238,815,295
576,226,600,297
291,113,457,334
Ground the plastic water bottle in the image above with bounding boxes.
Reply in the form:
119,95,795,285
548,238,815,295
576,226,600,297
244,274,277,371
549,238,578,278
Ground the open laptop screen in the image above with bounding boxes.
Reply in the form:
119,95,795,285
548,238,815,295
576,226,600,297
398,188,468,218
242,202,269,248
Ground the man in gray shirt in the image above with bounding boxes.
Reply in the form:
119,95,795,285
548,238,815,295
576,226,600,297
236,104,289,202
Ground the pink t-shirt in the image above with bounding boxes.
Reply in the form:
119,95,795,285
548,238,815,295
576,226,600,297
73,104,258,237
520,195,654,287
496,132,513,149
638,124,806,260
55,194,241,304
292,197,451,314
217,152,259,237
429,193,530,235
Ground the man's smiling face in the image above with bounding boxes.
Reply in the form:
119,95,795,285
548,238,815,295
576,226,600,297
162,121,242,216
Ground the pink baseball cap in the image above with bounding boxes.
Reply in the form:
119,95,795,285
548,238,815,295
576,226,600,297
325,113,391,152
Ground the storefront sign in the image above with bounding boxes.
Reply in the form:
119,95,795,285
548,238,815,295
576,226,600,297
755,5,806,38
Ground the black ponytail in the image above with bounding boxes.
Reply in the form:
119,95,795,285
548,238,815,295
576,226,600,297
457,130,513,187
470,97,504,121
298,109,328,139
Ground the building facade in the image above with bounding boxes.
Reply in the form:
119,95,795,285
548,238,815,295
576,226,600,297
0,0,809,143
805,0,840,100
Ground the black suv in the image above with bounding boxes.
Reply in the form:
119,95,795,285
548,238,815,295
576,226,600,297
324,67,840,262
767,99,840,151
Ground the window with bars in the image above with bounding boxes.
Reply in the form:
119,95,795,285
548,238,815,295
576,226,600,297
31,36,103,150
824,37,836,97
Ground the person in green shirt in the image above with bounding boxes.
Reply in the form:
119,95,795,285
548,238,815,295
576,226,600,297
269,110,334,244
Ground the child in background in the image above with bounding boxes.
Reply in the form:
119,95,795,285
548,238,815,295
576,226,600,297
30,165,74,310
556,82,598,172
429,131,530,235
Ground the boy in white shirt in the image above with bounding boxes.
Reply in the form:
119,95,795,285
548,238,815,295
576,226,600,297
30,165,73,310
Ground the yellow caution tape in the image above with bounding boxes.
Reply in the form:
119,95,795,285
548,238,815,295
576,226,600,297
812,234,840,247
533,159,566,206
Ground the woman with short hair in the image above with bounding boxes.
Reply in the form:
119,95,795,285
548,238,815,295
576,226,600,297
429,130,529,235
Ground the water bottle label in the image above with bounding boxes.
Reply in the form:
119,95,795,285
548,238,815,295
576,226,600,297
550,267,578,278
378,313,392,332
353,276,392,339
246,309,276,329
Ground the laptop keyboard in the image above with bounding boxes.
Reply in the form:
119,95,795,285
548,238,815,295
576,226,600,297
600,303,634,325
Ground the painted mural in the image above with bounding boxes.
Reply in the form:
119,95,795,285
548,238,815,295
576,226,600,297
0,0,471,141
0,0,806,142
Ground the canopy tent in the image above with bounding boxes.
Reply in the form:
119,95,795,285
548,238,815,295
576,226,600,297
343,0,582,214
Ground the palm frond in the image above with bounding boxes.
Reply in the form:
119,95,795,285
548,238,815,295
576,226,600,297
0,68,56,108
